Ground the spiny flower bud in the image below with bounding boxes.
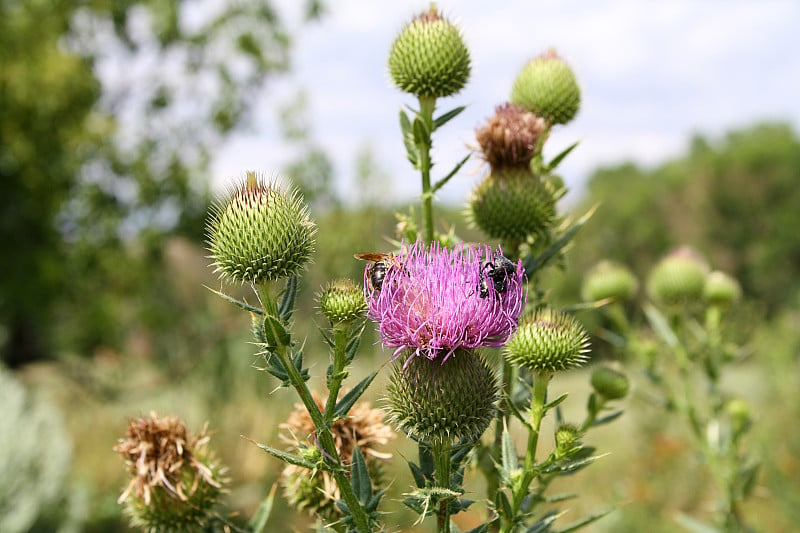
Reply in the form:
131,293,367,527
388,6,471,98
476,103,549,170
386,349,498,445
581,260,639,302
504,308,590,373
467,169,557,242
114,412,226,532
647,246,710,306
703,270,742,307
207,171,316,284
511,49,581,125
590,366,630,400
554,423,582,458
318,279,367,323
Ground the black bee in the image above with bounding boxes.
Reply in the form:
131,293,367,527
354,252,394,291
479,252,517,298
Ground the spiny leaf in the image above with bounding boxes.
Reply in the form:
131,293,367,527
525,510,562,533
333,371,378,419
545,140,580,172
263,315,291,348
555,507,613,533
433,105,466,130
278,275,298,321
524,205,597,276
204,285,263,314
545,392,569,410
248,483,277,533
432,153,471,194
351,446,372,504
643,303,679,348
502,426,519,472
247,438,315,469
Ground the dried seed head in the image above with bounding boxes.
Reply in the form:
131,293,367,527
476,103,549,170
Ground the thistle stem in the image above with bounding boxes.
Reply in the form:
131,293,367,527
501,371,551,533
418,95,437,244
432,439,452,533
324,322,350,421
258,287,372,533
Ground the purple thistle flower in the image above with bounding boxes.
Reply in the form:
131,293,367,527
365,241,526,364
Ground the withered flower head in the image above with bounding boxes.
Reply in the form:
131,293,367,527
114,412,226,531
476,102,549,170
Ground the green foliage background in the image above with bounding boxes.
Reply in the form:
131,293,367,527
1,1,799,530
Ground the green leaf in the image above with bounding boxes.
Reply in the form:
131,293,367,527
545,392,569,410
643,303,679,349
673,512,719,533
248,483,277,533
524,205,597,276
204,285,263,314
526,510,561,533
433,105,466,130
495,490,512,521
249,439,316,469
400,109,420,168
502,426,519,472
262,315,291,348
351,446,372,504
278,275,298,322
408,460,427,488
544,492,578,503
333,371,378,419
545,140,580,172
554,507,613,533
412,116,429,148
594,410,624,426
431,153,471,194
740,461,761,498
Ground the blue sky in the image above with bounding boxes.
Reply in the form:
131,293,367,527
211,0,800,205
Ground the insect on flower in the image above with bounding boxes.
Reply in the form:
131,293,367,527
479,252,518,298
354,252,396,292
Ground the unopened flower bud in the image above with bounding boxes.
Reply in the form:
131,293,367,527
554,423,582,457
703,271,742,307
319,279,367,323
467,170,556,242
388,7,471,98
511,49,581,125
726,399,751,436
582,260,638,302
590,366,630,400
504,308,590,373
207,172,316,284
386,349,498,445
114,413,226,532
647,246,709,306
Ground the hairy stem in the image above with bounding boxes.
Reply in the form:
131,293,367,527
418,95,437,244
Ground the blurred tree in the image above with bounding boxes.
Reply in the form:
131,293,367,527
0,0,324,366
565,122,800,314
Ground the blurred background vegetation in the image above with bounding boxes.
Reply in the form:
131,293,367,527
1,1,798,531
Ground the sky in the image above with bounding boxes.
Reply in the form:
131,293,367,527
211,0,800,205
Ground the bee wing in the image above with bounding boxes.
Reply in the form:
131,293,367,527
354,252,389,262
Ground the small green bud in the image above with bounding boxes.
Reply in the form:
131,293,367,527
467,168,556,242
554,423,582,458
207,172,316,284
726,399,751,437
582,260,639,302
476,103,549,170
511,49,581,125
386,349,498,445
703,270,742,307
388,7,471,98
590,366,630,400
647,246,709,306
504,308,590,373
319,279,367,323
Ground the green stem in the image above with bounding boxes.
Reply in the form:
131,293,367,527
418,95,436,244
501,372,551,533
432,439,452,533
258,288,372,533
324,322,350,421
488,359,514,528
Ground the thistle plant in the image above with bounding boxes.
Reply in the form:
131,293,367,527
117,6,625,532
584,249,758,532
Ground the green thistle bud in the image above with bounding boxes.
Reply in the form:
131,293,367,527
554,423,582,458
319,279,367,323
647,247,709,306
590,366,630,400
582,260,639,302
114,413,227,532
467,168,556,242
703,270,742,307
476,103,549,170
386,349,498,445
207,171,316,284
726,399,751,437
388,6,471,98
504,308,590,373
511,49,581,125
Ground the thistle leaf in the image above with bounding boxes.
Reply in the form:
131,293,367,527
248,483,277,533
433,105,466,130
333,371,378,419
